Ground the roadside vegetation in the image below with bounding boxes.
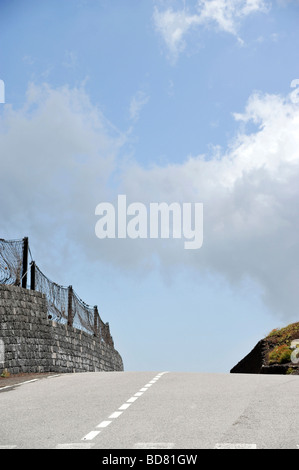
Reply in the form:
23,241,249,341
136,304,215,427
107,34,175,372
265,322,299,369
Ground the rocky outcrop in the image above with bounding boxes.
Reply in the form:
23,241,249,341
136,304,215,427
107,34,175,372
230,323,299,375
230,339,266,374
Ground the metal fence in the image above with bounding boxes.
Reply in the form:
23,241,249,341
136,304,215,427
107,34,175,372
0,237,114,347
0,238,27,286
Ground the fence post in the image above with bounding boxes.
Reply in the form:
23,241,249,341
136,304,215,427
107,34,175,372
30,261,36,290
94,306,98,337
105,322,111,346
21,237,29,288
67,285,73,326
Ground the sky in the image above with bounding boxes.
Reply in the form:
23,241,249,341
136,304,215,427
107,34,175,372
1,0,299,373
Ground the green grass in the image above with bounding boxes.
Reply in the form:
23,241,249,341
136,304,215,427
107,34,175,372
265,322,299,366
268,344,292,364
266,322,299,344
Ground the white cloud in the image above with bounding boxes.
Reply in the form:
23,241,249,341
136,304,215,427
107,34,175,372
153,6,201,63
197,0,269,36
153,0,270,61
117,88,299,321
0,83,125,268
2,82,299,322
129,90,150,122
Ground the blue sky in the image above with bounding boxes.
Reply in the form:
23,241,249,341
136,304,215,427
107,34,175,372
1,0,299,373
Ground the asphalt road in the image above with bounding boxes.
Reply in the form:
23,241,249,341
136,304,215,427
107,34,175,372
0,371,298,450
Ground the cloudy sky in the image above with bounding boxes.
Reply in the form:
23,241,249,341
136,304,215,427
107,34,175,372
1,0,299,373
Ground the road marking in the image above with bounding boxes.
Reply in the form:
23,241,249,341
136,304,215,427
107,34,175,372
214,443,257,449
109,411,123,419
0,373,62,392
0,379,38,392
118,403,131,410
134,443,175,449
0,445,17,449
96,420,112,428
127,396,139,403
82,430,101,441
81,371,169,442
55,443,95,449
0,375,61,392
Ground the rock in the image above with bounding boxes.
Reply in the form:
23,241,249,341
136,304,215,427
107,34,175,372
230,322,299,375
1,368,10,378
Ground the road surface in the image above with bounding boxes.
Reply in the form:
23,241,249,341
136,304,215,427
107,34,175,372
0,371,298,449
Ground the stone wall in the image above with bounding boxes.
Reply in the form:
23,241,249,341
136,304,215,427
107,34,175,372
0,285,123,374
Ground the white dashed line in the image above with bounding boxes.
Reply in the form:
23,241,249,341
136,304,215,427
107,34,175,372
82,430,101,441
0,445,17,449
80,371,168,442
127,396,139,403
109,411,123,419
55,443,95,449
96,420,112,428
118,403,131,411
214,443,257,449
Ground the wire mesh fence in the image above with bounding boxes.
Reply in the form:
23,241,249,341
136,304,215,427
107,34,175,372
0,237,114,347
71,287,95,334
0,238,24,286
34,264,69,325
